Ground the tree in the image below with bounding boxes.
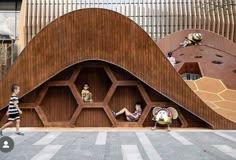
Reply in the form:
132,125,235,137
0,39,13,80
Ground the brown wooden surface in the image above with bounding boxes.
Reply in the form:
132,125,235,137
75,108,112,127
178,62,202,76
0,9,235,129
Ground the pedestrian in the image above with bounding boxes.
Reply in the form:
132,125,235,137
0,84,24,136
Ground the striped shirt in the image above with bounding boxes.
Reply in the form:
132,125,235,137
127,110,142,121
8,95,19,114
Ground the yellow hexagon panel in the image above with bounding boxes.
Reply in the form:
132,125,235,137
219,90,236,101
195,77,226,93
195,91,223,101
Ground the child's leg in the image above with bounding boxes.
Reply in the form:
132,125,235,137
16,119,20,132
0,121,13,131
116,108,132,116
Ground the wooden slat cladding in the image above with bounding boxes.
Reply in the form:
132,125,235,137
0,9,235,129
20,109,43,127
19,0,236,49
40,86,77,122
75,109,112,127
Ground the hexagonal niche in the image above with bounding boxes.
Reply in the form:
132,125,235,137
75,108,112,127
75,67,112,102
179,62,202,80
108,86,147,122
40,86,77,122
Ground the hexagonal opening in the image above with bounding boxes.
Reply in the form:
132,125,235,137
194,55,202,58
109,86,147,122
40,86,77,122
75,67,112,102
179,62,202,80
215,54,223,58
75,108,112,127
212,60,223,64
175,60,182,64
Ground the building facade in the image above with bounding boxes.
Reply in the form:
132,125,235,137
18,0,236,50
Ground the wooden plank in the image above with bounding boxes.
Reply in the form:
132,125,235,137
19,103,35,109
82,102,104,108
70,105,82,126
47,81,70,86
117,81,140,86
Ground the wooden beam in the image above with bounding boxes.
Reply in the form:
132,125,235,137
103,84,117,104
138,104,152,125
35,85,48,105
47,81,70,86
69,67,81,83
137,84,151,104
70,105,82,126
116,122,141,127
82,102,104,108
103,105,117,127
117,81,140,86
175,106,188,128
68,83,83,104
34,106,49,126
19,103,36,109
104,65,117,83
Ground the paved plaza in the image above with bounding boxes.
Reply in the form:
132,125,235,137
0,129,236,160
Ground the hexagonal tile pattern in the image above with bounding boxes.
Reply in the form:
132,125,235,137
195,91,223,101
186,76,236,123
195,77,226,93
219,90,236,101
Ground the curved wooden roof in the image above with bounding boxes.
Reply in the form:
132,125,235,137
0,9,235,129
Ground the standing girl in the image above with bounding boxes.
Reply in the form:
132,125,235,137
0,84,24,136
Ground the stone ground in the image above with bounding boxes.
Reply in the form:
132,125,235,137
0,128,236,160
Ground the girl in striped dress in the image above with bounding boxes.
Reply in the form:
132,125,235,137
0,84,24,136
